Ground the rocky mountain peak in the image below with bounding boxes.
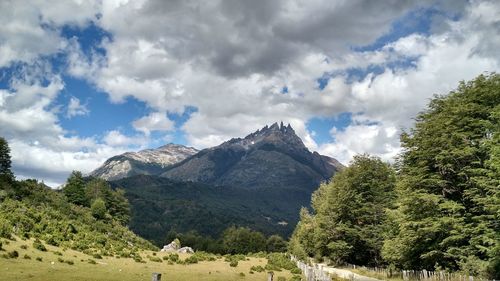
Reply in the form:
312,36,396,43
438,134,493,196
225,122,305,151
89,144,198,181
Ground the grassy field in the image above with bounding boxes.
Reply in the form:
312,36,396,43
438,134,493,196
0,237,298,281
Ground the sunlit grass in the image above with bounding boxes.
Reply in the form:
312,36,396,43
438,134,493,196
0,237,296,281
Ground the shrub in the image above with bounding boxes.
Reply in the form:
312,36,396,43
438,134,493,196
23,254,31,259
149,256,162,263
229,260,238,267
290,268,302,274
0,218,12,238
184,255,198,264
33,239,47,252
88,259,97,264
91,198,107,219
64,260,74,265
92,253,102,259
36,257,42,262
266,253,297,271
250,265,265,272
7,250,18,258
167,253,179,262
20,244,28,249
239,272,245,277
53,251,63,256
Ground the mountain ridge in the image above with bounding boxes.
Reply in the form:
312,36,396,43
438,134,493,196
161,122,343,190
89,143,198,181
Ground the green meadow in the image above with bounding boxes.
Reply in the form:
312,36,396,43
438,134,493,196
0,237,299,281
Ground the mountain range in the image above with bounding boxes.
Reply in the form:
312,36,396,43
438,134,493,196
90,122,343,243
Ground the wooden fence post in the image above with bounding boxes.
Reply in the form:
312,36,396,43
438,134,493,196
152,272,161,281
267,271,274,281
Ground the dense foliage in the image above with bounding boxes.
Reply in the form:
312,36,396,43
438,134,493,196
113,175,307,245
290,74,500,279
165,227,287,254
0,140,155,258
289,155,396,266
64,174,130,225
383,74,500,278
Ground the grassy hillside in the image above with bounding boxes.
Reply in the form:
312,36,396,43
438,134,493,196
0,236,301,281
0,179,155,258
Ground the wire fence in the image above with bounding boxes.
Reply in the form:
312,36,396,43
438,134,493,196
291,255,332,281
344,264,496,281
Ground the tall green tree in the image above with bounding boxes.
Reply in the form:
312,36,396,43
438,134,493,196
0,137,14,181
290,154,396,266
382,74,500,278
85,178,130,225
222,226,266,254
62,171,87,205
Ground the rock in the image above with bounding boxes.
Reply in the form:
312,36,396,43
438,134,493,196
161,123,343,191
160,241,180,252
177,247,194,254
89,144,198,181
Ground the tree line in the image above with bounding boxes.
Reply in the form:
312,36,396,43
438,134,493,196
289,73,500,279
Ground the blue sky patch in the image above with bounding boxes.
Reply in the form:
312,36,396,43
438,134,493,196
307,113,352,144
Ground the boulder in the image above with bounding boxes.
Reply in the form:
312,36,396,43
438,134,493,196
177,247,194,254
160,240,180,252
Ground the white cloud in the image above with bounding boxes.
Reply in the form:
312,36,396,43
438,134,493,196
0,1,100,67
132,112,175,136
66,97,89,118
103,130,147,147
2,0,500,185
319,123,401,165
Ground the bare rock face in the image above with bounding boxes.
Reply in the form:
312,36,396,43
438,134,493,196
177,247,194,254
90,144,198,181
161,122,343,191
160,240,180,252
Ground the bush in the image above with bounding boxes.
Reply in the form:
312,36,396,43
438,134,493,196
267,253,297,271
167,253,179,262
149,256,162,263
36,257,42,262
33,239,47,252
229,260,238,267
20,244,28,249
64,260,74,265
239,272,245,277
7,250,18,258
0,218,12,238
88,259,97,264
53,251,63,256
23,254,31,259
91,198,107,219
250,265,265,272
291,268,302,274
184,255,199,264
92,253,102,259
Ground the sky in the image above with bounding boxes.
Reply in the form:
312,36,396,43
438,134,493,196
1,0,499,186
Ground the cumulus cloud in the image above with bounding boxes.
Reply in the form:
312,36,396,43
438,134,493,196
1,0,500,185
0,0,100,67
66,97,89,118
132,112,175,136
